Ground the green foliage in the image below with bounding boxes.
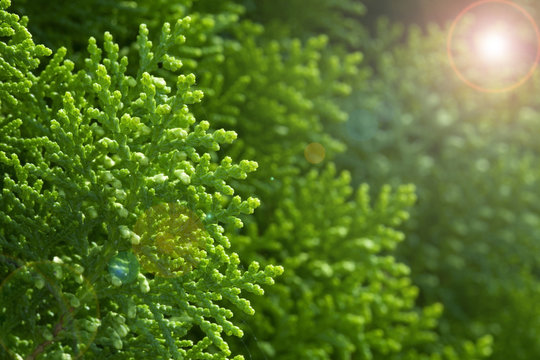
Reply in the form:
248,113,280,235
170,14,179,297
191,21,363,203
244,1,540,358
0,0,50,113
189,4,488,359
336,21,540,360
239,0,368,47
231,166,492,359
0,1,281,358
0,0,501,359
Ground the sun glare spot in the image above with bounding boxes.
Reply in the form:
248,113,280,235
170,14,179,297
477,30,510,62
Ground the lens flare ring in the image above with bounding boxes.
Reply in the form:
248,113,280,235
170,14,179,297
0,259,100,359
447,0,540,93
132,203,207,278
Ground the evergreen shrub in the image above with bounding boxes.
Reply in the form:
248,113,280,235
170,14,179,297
1,0,493,359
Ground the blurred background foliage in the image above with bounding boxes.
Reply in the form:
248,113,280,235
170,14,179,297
242,0,540,359
8,0,540,358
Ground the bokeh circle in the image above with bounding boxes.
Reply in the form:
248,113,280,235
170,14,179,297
304,143,326,164
133,203,207,278
108,251,140,284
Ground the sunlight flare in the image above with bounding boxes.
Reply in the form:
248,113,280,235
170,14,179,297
476,30,510,62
